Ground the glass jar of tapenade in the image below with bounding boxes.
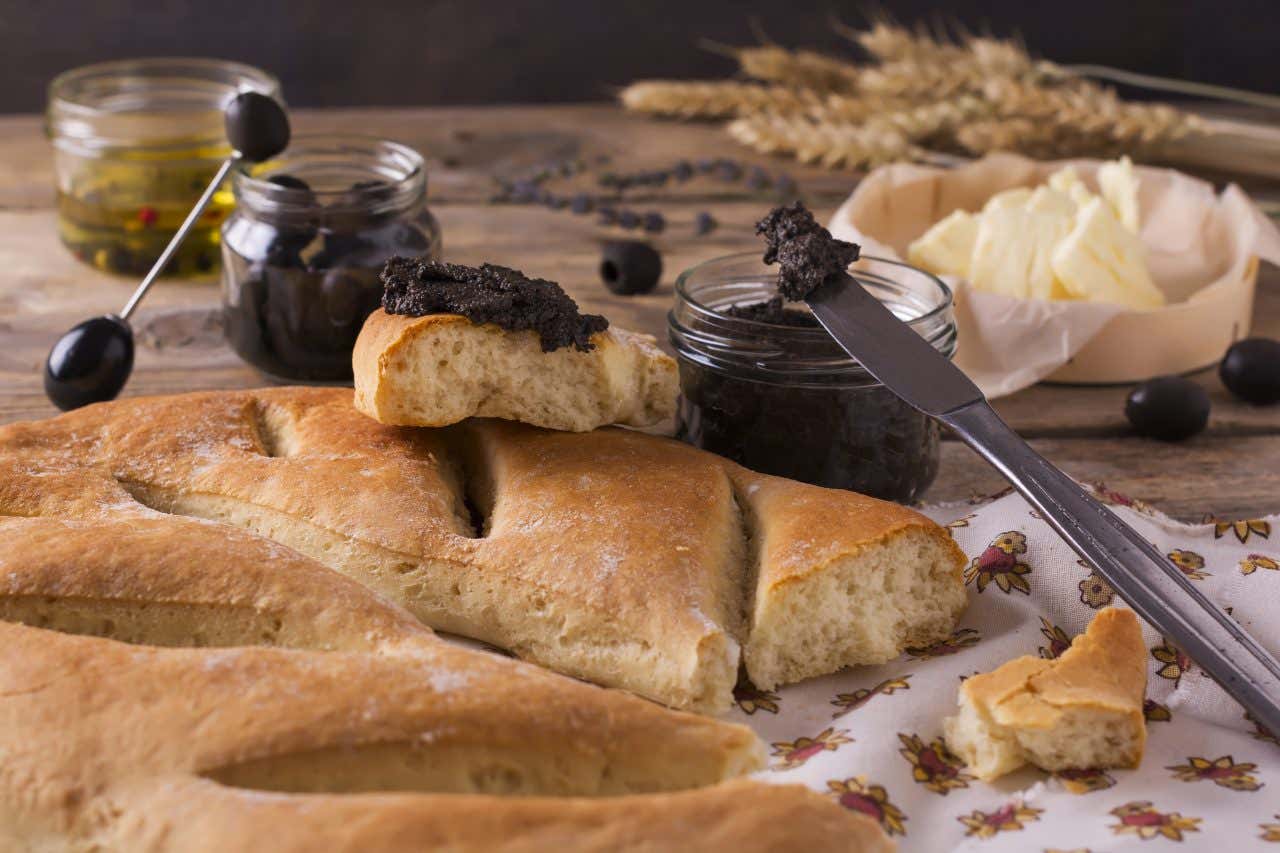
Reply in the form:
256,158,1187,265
221,135,442,383
668,253,957,504
47,58,280,277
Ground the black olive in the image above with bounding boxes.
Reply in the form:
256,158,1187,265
600,241,662,296
322,269,366,327
224,92,290,163
44,315,134,411
1124,376,1210,441
569,193,594,215
223,271,269,364
259,175,319,254
1220,337,1280,405
265,239,307,269
694,211,718,236
268,174,312,194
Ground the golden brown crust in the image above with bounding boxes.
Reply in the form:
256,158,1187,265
987,607,1147,731
728,466,967,594
0,620,891,851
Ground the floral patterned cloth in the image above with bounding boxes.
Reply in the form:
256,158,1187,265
737,486,1280,851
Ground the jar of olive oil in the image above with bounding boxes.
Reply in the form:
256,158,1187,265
46,59,281,277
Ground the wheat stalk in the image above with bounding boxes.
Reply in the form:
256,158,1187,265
716,44,861,92
732,96,992,168
619,81,822,119
728,113,926,169
964,77,1206,154
620,22,1208,170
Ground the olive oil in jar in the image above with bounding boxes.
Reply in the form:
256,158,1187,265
47,59,280,278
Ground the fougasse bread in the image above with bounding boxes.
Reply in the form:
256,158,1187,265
0,387,966,714
0,516,892,851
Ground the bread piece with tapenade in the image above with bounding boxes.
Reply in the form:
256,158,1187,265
353,257,677,432
943,607,1147,781
354,309,676,432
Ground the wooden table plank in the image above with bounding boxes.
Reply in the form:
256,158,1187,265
2,105,1278,521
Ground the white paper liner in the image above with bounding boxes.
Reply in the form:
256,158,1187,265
829,153,1280,397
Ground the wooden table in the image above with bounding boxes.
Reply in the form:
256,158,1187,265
2,104,1277,521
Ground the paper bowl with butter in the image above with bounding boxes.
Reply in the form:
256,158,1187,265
828,152,1280,396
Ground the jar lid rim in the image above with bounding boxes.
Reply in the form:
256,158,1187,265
47,57,281,151
49,57,279,109
675,250,954,333
232,134,427,216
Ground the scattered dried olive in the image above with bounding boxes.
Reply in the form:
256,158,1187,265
694,211,718,236
715,160,744,181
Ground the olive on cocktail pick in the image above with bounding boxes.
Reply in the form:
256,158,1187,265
44,92,290,411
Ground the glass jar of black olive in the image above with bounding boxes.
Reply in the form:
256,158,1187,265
221,136,441,382
669,253,957,504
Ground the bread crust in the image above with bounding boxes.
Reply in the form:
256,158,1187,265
0,620,889,851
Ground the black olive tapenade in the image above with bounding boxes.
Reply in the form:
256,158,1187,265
381,257,608,353
754,202,860,302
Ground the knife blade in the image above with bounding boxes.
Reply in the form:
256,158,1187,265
807,270,1280,736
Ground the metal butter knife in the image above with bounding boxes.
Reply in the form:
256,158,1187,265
806,270,1280,735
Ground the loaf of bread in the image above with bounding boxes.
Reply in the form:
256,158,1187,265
0,388,966,715
0,516,892,850
943,607,1147,781
353,309,677,431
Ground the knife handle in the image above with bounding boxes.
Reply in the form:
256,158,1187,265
943,400,1280,736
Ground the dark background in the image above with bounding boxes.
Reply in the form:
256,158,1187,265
2,0,1275,114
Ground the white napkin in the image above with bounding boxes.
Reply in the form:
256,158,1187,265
743,486,1280,851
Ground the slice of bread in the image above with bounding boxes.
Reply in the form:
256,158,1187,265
943,607,1147,780
729,467,969,691
353,309,677,432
